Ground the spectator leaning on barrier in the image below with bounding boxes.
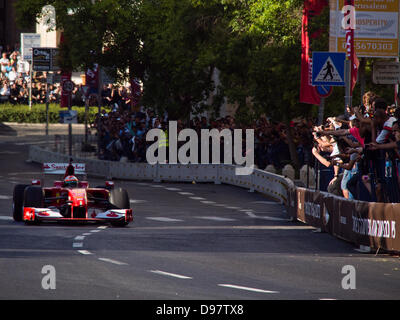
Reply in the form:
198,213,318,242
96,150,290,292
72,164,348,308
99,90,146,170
310,90,400,204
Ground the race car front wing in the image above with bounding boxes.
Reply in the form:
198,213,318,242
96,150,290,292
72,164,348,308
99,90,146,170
23,207,133,223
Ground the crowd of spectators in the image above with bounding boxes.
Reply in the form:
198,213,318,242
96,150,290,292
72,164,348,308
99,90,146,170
94,103,313,171
0,48,30,104
0,47,61,105
94,89,400,204
0,47,135,107
312,91,400,203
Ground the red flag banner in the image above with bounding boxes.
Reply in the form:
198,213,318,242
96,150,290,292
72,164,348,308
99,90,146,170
344,0,359,93
86,63,99,95
300,0,328,105
60,72,72,108
59,32,71,108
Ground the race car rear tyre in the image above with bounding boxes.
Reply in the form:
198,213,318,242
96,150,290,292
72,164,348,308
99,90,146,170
24,186,44,208
109,187,130,209
13,184,29,221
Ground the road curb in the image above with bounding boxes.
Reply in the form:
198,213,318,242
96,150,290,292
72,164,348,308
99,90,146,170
2,122,86,129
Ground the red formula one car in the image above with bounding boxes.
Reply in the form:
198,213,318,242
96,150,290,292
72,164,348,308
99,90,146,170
12,160,133,227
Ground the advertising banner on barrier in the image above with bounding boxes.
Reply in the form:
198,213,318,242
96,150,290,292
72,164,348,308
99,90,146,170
320,193,335,234
351,200,371,246
356,202,399,251
303,189,325,229
293,187,400,252
334,197,357,243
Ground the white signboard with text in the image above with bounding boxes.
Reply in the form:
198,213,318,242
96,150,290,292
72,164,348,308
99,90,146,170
329,0,400,58
21,33,41,61
373,61,400,84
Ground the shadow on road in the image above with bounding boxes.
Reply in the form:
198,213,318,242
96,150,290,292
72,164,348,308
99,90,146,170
0,123,17,136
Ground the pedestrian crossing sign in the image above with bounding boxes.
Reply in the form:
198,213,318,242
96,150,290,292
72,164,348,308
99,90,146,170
312,52,346,86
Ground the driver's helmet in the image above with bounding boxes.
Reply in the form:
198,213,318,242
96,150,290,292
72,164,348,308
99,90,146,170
63,175,79,188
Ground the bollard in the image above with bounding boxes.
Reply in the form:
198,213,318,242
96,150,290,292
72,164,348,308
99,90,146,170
282,164,295,180
300,165,316,188
265,165,276,174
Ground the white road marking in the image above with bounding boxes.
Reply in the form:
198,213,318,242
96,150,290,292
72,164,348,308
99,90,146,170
150,270,193,279
0,195,12,200
90,229,101,233
146,217,183,222
189,197,206,200
0,216,13,221
218,284,279,294
226,206,241,210
178,192,194,196
212,204,227,207
251,201,282,205
245,212,257,218
319,298,338,300
78,250,92,255
7,172,39,176
82,233,92,236
72,243,83,248
195,216,236,222
14,141,47,146
97,226,108,229
151,185,164,188
74,236,85,241
165,187,182,191
200,201,216,204
98,258,128,266
245,212,289,221
130,199,147,204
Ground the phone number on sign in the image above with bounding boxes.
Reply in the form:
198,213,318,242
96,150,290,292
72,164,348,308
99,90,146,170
341,41,394,52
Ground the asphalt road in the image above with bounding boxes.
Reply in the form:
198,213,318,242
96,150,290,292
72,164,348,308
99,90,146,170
0,123,399,300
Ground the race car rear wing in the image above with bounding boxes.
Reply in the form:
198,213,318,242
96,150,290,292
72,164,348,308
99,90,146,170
43,163,86,175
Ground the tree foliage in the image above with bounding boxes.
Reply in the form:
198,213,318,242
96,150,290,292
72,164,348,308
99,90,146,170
15,0,312,122
15,0,144,82
139,0,228,120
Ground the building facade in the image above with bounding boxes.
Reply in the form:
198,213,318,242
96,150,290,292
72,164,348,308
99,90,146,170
0,0,35,52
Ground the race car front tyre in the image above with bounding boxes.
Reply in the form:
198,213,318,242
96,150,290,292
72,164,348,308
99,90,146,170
109,187,130,209
24,186,44,208
13,184,29,221
109,188,130,227
23,186,45,225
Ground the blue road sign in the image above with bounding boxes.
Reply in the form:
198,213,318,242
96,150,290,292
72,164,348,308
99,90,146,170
316,85,333,98
312,52,346,87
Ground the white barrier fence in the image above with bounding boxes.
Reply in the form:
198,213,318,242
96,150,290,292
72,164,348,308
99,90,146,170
29,146,294,204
